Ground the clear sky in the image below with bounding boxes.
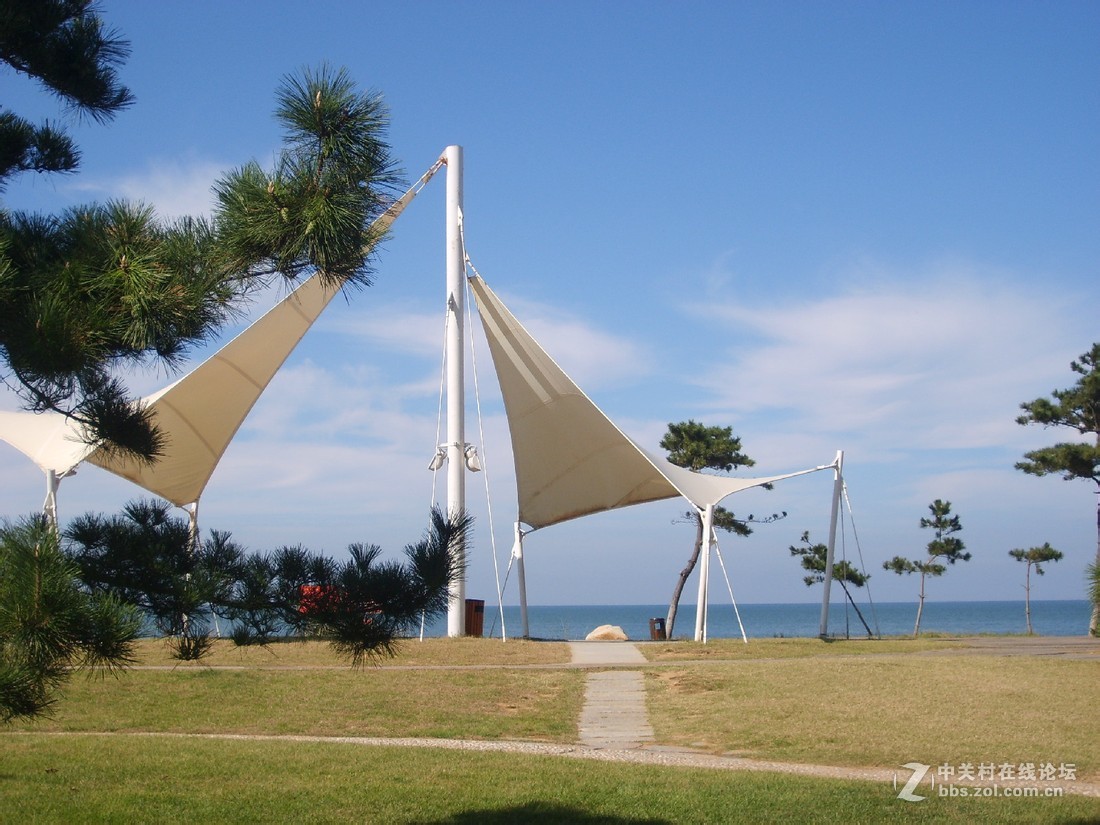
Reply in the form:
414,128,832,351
2,2,1098,615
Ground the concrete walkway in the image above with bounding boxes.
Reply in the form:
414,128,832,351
569,642,654,750
568,641,648,666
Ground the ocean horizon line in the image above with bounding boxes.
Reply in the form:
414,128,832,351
453,599,1094,640
485,598,1090,608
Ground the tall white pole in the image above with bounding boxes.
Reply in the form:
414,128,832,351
187,501,200,556
445,145,466,637
514,522,530,639
693,504,714,642
43,469,59,530
818,450,844,638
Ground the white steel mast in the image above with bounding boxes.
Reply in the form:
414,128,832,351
445,145,467,637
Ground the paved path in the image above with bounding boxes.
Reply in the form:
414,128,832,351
569,642,654,750
567,641,648,666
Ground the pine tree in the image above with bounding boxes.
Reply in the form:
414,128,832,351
291,508,470,666
1008,543,1063,635
883,499,970,636
1,2,402,711
1015,343,1100,635
789,531,873,638
0,0,134,185
0,517,140,720
660,420,784,638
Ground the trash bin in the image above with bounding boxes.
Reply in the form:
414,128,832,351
649,617,666,641
464,599,485,637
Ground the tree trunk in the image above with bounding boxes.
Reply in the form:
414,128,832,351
838,580,874,638
913,573,926,637
1091,483,1099,636
666,512,703,640
1024,562,1033,635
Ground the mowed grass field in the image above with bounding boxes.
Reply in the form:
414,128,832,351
641,639,1100,776
2,636,1098,823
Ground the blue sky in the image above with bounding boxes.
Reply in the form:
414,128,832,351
2,2,1098,619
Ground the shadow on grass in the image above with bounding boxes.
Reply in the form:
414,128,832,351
431,802,669,823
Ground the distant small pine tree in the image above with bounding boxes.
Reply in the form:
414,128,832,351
883,499,969,636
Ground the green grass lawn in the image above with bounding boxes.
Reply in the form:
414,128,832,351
3,735,1097,824
1,636,1098,823
638,636,967,661
9,666,584,742
647,656,1099,779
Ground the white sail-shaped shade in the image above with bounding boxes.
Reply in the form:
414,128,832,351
84,274,340,505
0,409,96,477
469,275,828,529
83,182,425,506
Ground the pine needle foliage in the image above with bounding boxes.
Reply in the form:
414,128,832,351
0,516,140,721
1088,561,1100,621
2,23,402,463
213,64,402,291
63,499,237,659
1008,543,1064,577
791,534,870,589
0,204,236,459
0,0,134,183
217,547,336,646
63,500,469,667
307,508,470,668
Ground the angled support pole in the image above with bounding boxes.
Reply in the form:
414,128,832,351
818,450,844,638
513,522,530,639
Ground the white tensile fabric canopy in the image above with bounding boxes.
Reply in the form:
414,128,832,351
0,166,436,506
0,273,340,506
468,275,829,530
2,264,829,520
86,272,341,506
0,407,95,480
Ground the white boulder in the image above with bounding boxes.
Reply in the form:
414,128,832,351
585,624,629,641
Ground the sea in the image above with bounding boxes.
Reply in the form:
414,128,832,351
421,600,1094,641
